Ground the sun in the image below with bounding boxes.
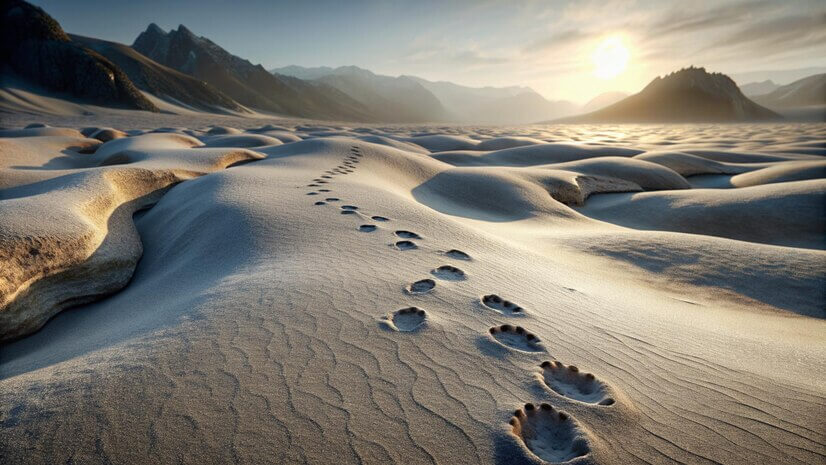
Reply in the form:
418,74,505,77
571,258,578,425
592,37,629,80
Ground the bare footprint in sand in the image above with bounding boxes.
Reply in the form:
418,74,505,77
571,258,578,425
341,205,358,210
431,265,466,281
444,249,471,260
341,210,357,215
307,192,318,195
406,279,436,294
372,216,389,222
489,325,543,352
314,201,326,206
326,197,339,202
359,224,377,232
382,307,427,332
395,230,422,239
482,294,524,315
319,189,331,192
539,361,614,406
395,240,418,250
510,403,590,463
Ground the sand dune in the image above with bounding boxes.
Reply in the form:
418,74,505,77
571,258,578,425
1,117,824,464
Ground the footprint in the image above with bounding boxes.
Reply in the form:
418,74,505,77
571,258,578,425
445,249,471,261
395,230,422,239
341,205,358,210
307,184,320,187
372,216,389,222
431,265,465,281
359,224,377,232
314,201,326,206
406,279,436,295
307,192,318,195
382,307,427,332
321,175,332,179
326,197,340,202
319,189,331,192
341,210,357,215
509,403,590,463
482,295,524,315
539,361,614,405
489,325,543,352
395,240,418,250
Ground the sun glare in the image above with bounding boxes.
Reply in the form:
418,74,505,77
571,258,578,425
592,37,629,80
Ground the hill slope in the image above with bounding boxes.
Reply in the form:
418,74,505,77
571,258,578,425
306,66,448,123
70,34,246,114
0,0,156,111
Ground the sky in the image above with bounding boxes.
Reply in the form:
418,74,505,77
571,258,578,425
31,0,826,104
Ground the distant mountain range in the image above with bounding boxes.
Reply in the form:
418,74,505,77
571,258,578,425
559,67,781,123
1,0,822,123
132,24,372,121
750,74,826,108
272,65,579,124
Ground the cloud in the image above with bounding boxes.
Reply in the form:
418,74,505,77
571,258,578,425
694,11,826,62
647,0,780,37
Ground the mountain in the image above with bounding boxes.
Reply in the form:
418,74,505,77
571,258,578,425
274,65,575,124
406,76,577,124
581,91,629,113
0,0,156,111
751,74,826,108
274,65,447,123
731,67,826,89
740,80,779,97
562,67,781,123
70,34,246,113
133,24,372,121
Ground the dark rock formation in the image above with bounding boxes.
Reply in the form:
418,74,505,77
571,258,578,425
0,0,157,111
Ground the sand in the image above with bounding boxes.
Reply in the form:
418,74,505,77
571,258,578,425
1,114,824,464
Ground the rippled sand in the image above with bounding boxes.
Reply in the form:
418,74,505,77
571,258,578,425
1,116,824,464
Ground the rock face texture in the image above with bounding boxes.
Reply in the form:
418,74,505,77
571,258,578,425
71,34,246,113
566,67,782,122
0,0,157,111
133,24,373,121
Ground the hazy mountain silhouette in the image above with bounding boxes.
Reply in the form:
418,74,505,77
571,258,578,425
740,80,779,97
275,66,578,124
407,76,578,124
752,74,826,108
133,24,372,121
561,67,781,123
0,0,156,111
71,34,246,114
273,66,448,123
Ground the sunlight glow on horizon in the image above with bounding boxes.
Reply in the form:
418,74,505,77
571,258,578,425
592,37,630,80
